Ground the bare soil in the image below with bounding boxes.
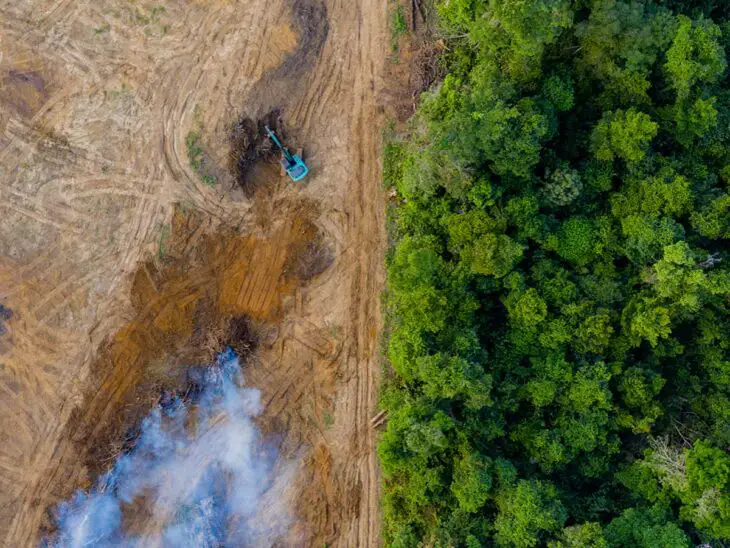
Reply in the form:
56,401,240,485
0,0,389,545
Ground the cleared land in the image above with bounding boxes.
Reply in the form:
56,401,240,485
0,0,388,545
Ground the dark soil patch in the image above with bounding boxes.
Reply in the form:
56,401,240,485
7,70,45,93
246,0,329,116
287,230,334,281
229,109,293,197
0,304,12,337
0,304,11,322
282,0,330,78
226,315,260,356
2,70,49,119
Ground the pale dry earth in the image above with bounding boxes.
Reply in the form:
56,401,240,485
0,0,387,545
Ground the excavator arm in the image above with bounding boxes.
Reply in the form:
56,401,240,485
264,125,309,182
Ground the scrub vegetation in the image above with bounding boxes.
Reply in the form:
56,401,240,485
185,128,218,187
380,1,730,546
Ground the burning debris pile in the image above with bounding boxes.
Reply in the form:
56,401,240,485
48,348,289,547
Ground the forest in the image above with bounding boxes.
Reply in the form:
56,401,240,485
379,0,730,546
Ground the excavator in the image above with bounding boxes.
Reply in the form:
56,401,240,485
264,125,309,182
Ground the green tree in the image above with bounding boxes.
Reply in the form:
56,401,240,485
574,311,614,354
575,0,675,106
651,241,706,313
445,209,525,277
619,215,683,264
451,450,493,512
681,440,730,538
388,235,449,334
416,353,492,409
623,297,673,347
665,15,726,100
504,287,548,329
472,98,550,178
543,74,575,111
494,480,567,547
674,96,719,142
557,218,598,266
591,109,658,162
616,367,666,433
543,163,583,207
604,507,692,548
474,0,574,82
471,234,524,277
610,166,693,219
549,522,608,548
691,192,730,239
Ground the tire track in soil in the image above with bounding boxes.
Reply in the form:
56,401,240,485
247,0,386,543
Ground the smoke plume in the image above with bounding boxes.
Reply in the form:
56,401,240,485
48,348,288,547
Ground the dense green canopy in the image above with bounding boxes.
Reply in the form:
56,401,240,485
380,0,730,546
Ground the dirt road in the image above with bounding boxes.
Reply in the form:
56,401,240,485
0,0,387,545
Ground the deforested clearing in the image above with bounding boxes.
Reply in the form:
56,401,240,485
0,0,387,545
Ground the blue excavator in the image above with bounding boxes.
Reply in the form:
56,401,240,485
264,125,309,182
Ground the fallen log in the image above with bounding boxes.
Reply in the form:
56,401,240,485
370,409,388,429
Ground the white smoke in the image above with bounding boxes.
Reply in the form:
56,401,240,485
48,348,289,547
